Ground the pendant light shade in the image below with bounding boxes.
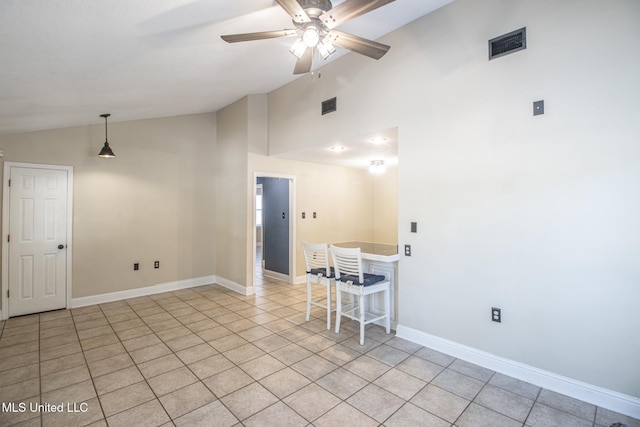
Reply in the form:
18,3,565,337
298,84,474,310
98,113,115,158
98,141,115,158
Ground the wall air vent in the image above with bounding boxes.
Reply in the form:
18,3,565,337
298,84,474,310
322,97,337,115
489,27,526,60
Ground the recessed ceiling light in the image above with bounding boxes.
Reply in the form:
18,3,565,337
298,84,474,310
370,137,387,144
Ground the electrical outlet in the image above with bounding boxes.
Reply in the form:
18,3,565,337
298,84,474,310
404,245,411,256
154,261,159,269
492,307,502,323
133,263,139,271
533,100,544,116
313,212,317,219
302,212,306,219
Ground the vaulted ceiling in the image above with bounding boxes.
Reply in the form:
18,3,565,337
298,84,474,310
0,0,452,135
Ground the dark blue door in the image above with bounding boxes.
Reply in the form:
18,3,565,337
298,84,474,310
261,178,289,275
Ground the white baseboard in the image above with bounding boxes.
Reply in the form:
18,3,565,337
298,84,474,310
215,276,254,296
263,269,291,284
0,309,3,320
71,275,216,308
294,275,306,285
396,325,640,419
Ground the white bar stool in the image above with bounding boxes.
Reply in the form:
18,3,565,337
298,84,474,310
330,244,391,345
302,242,335,330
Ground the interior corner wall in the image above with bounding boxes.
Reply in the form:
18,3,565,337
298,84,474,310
267,0,640,398
216,96,251,288
0,113,217,302
248,94,269,156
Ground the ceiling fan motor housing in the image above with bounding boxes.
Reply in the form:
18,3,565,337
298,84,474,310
298,0,332,18
292,0,333,46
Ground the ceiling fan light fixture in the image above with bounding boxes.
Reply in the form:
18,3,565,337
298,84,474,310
289,39,307,59
220,0,395,75
302,26,320,47
317,39,336,60
369,160,386,175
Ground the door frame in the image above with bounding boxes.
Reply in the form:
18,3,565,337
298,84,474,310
255,183,263,249
252,172,296,286
1,162,74,320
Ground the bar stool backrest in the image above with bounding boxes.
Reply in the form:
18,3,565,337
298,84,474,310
330,245,364,284
302,242,332,278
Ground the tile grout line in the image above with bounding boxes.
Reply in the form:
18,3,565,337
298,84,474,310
118,288,246,424
117,292,213,423
99,298,168,423
163,290,243,424
71,306,108,425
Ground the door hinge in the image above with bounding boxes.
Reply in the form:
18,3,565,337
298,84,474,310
7,179,10,187
7,235,9,243
7,289,9,298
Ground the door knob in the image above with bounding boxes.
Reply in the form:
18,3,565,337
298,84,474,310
58,244,65,249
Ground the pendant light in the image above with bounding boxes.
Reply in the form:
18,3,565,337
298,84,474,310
98,113,115,158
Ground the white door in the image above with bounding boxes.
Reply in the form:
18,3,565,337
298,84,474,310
8,166,69,317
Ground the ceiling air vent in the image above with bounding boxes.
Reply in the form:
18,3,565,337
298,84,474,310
489,27,526,60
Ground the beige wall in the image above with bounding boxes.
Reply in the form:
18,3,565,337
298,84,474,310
215,97,250,288
266,0,640,398
0,113,217,303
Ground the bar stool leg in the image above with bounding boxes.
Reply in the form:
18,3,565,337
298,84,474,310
385,288,391,334
305,279,312,322
359,293,365,346
334,286,342,334
326,282,331,330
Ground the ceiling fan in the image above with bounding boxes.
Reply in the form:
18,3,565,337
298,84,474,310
221,0,395,75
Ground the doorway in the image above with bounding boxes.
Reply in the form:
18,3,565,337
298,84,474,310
2,162,74,319
253,173,296,287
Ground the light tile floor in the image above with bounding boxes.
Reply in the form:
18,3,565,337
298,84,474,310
0,275,638,427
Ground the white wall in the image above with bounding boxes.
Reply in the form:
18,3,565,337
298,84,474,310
267,0,640,399
372,165,398,244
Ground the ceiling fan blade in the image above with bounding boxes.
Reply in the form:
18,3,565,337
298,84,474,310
275,0,311,23
293,47,314,75
326,30,390,60
221,29,297,43
319,0,395,29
